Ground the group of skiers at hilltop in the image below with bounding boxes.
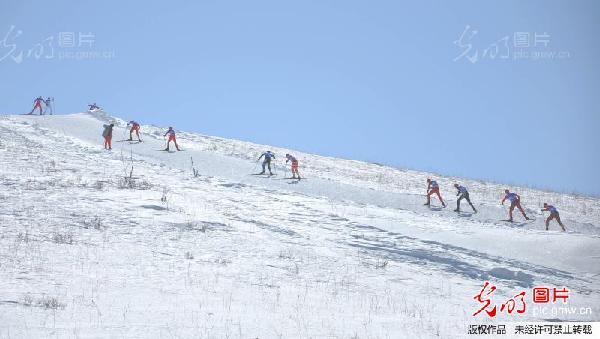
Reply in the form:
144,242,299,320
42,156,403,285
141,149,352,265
26,96,53,115
101,121,180,151
424,178,566,231
27,97,100,115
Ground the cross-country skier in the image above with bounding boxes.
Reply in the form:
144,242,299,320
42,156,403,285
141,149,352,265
88,103,100,111
164,127,180,151
43,97,53,115
127,120,142,142
425,178,446,207
285,153,301,179
453,183,477,213
102,123,114,150
257,151,275,175
28,96,44,115
541,203,566,231
501,189,530,221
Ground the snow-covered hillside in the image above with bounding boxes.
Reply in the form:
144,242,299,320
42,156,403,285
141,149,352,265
1,112,599,338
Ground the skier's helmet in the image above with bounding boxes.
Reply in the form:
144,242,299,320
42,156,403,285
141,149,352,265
454,183,459,188
504,189,510,194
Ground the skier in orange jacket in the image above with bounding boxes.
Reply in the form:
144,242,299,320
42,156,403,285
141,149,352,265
285,154,301,180
425,178,446,207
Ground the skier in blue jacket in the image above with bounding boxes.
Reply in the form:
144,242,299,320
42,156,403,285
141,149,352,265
453,183,477,213
257,151,275,175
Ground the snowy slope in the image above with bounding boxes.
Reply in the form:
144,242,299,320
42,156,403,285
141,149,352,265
0,112,599,338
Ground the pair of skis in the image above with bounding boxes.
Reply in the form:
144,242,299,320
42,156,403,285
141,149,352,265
501,218,535,223
118,138,143,143
251,173,305,181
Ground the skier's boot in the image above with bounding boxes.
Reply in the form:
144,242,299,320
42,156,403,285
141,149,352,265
453,208,460,212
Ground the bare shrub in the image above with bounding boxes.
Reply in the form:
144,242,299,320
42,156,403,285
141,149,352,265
83,216,104,230
278,249,295,260
38,296,65,310
22,294,33,306
21,294,65,310
185,221,206,233
16,231,31,243
214,258,230,266
361,256,389,270
93,180,105,190
161,187,169,203
117,177,152,190
375,258,389,269
52,232,74,245
191,157,200,178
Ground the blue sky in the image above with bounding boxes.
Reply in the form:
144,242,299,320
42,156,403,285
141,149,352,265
1,0,599,196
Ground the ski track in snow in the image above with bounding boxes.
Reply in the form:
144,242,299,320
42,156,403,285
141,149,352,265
0,112,599,338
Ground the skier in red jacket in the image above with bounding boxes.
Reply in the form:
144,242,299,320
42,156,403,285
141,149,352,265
164,127,180,151
425,178,446,207
127,120,142,142
28,96,44,115
501,189,530,222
